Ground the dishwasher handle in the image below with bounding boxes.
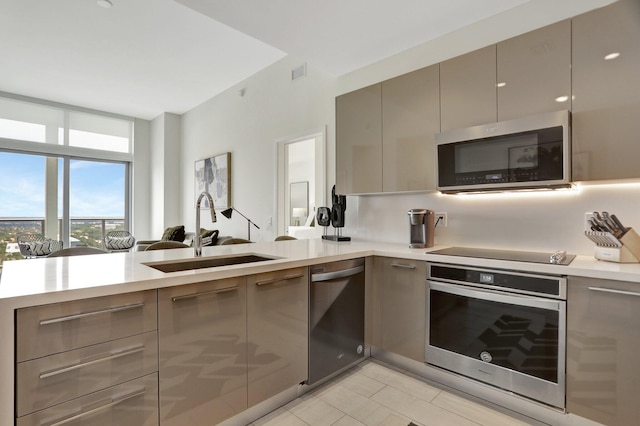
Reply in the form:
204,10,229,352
311,265,364,282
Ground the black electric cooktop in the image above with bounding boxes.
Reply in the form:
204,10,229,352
429,246,576,266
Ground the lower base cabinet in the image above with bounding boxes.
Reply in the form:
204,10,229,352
247,267,309,407
373,257,427,362
158,277,247,426
17,373,159,426
567,277,640,425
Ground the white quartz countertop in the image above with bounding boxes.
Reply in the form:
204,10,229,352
2,238,640,308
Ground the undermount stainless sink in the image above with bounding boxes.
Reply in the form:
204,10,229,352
144,254,278,273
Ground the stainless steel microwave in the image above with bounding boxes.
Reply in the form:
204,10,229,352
436,111,571,193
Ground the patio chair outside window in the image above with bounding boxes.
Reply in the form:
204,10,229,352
104,231,136,252
17,234,63,258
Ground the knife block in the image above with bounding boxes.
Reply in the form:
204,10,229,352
588,228,640,263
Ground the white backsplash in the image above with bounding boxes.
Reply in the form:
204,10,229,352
341,182,640,256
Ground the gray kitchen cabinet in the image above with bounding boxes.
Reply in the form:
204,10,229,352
15,290,158,425
497,20,571,121
373,256,427,362
440,45,497,132
17,332,158,417
336,83,382,194
158,277,247,426
567,276,640,425
17,373,159,426
16,290,157,362
572,0,640,181
247,267,309,407
382,65,440,192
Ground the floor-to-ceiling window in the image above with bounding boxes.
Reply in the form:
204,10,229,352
0,95,133,269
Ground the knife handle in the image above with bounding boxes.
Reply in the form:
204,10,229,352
611,215,627,236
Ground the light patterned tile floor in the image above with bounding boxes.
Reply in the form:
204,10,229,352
251,360,541,426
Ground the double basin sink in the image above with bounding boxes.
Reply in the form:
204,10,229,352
144,253,277,273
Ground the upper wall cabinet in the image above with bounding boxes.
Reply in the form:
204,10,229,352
336,84,382,194
440,45,497,132
497,20,571,121
382,64,440,192
572,0,640,181
336,67,440,195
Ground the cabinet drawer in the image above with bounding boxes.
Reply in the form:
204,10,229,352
567,277,640,425
17,373,158,426
159,277,247,426
375,257,427,362
17,331,158,416
247,267,308,407
16,290,157,362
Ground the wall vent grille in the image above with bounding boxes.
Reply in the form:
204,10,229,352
291,63,307,81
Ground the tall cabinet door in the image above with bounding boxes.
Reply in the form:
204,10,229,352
158,278,247,426
336,84,382,194
497,19,571,121
247,267,308,407
567,277,640,425
440,45,497,132
382,65,440,192
373,257,427,362
572,0,640,181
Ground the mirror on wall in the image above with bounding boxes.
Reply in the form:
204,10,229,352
290,181,308,226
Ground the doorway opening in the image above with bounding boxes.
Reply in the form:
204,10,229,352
276,128,326,239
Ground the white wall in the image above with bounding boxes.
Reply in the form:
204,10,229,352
180,56,335,241
149,113,181,239
343,183,640,255
177,0,639,255
132,118,151,239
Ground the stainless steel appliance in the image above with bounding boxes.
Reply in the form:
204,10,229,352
427,262,567,408
308,258,365,384
430,246,575,266
408,209,434,249
436,110,571,193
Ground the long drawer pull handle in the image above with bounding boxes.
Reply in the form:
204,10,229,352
390,263,416,269
48,388,146,426
312,265,364,282
40,303,145,326
588,287,640,297
256,273,305,286
39,346,145,379
172,286,239,302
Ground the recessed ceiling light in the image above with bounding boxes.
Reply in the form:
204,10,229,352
97,0,113,8
555,95,569,103
604,52,620,60
496,82,506,88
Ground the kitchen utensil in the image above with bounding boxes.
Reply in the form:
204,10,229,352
585,231,622,247
611,214,627,237
584,212,640,263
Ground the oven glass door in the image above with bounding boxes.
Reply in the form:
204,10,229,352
429,281,561,384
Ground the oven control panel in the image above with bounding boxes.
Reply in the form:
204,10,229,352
428,263,566,299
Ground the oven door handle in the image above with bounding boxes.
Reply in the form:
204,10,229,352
429,281,562,311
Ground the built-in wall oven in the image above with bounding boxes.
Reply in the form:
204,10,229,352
426,263,566,408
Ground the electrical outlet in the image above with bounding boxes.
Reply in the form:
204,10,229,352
435,212,448,228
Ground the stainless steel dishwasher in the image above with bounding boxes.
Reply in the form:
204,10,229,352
308,257,365,385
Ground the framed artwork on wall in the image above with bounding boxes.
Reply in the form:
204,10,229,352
195,152,231,209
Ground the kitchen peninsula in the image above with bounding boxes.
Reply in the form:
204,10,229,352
2,239,640,425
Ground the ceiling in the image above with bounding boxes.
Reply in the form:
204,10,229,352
0,0,611,120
